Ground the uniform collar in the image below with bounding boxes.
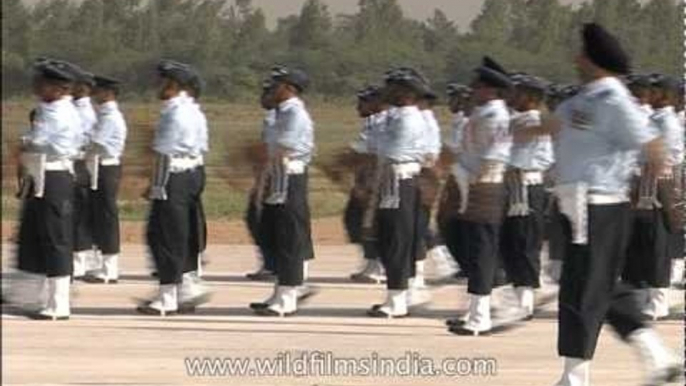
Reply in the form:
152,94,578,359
581,76,623,96
74,96,92,107
652,105,675,117
475,98,506,111
99,100,119,113
162,92,190,109
277,96,303,112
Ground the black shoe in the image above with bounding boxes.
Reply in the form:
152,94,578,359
253,307,297,317
246,270,276,281
366,307,408,319
445,318,466,327
448,325,492,336
249,302,270,310
82,275,118,284
26,312,70,321
135,303,177,316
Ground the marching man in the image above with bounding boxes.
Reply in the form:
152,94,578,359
366,68,425,318
549,23,680,386
137,60,209,316
347,85,387,284
15,59,81,320
250,65,316,317
447,57,513,336
500,74,555,320
81,75,127,284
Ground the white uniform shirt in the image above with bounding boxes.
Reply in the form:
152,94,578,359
268,97,315,164
24,96,81,158
508,109,554,171
92,101,127,159
555,77,658,195
377,105,426,163
421,109,442,159
651,106,685,167
458,99,512,174
153,92,202,156
74,96,97,150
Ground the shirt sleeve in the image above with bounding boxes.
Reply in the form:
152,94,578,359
603,97,658,150
276,109,313,153
662,115,685,165
92,114,127,158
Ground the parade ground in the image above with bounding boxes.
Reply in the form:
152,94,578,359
2,241,683,386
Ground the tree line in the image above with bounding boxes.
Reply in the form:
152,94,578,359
2,0,683,101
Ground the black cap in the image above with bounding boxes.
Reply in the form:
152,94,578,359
516,75,549,93
271,65,310,92
33,58,77,83
446,82,472,98
34,57,95,85
384,67,431,96
650,74,680,92
626,73,652,89
357,85,382,101
582,23,630,74
474,56,512,89
157,59,196,85
93,74,121,90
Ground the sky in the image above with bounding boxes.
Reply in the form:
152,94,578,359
21,0,626,29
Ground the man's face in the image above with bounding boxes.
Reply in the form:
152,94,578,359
158,77,181,100
271,82,296,105
260,86,276,110
72,83,91,99
574,53,596,83
629,86,651,105
470,81,497,105
356,99,371,118
32,77,66,102
93,87,114,105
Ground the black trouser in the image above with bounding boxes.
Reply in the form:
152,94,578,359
413,205,430,265
245,196,277,272
440,217,472,278
185,166,207,274
463,222,501,295
377,178,418,290
17,171,74,277
500,185,546,288
667,229,685,260
73,160,94,252
92,165,121,255
343,192,378,261
147,169,201,285
623,209,671,288
556,204,645,360
260,174,313,287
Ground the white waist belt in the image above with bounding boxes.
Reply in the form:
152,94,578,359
285,160,306,175
478,162,506,184
587,193,629,205
100,158,120,166
391,162,421,180
169,156,203,173
521,171,544,186
45,159,74,172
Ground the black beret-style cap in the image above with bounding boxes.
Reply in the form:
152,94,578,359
45,58,95,86
357,85,382,101
625,73,652,89
650,74,680,92
271,65,310,92
582,23,630,75
33,58,77,83
93,74,121,90
384,67,432,97
446,82,472,98
157,59,196,85
516,75,549,93
474,56,512,89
